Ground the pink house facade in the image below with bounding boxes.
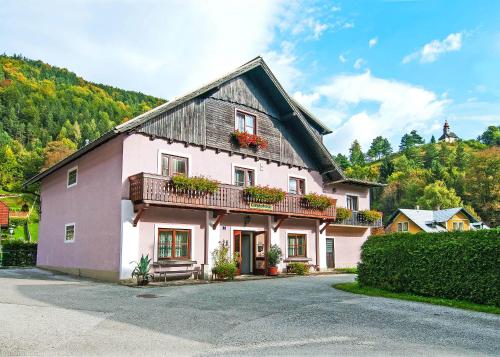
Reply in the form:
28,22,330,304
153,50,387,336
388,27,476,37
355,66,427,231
27,58,383,281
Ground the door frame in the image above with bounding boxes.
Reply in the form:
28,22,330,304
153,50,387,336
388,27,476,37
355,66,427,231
326,237,335,269
232,228,267,275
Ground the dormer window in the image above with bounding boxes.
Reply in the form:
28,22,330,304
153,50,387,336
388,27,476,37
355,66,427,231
235,110,256,134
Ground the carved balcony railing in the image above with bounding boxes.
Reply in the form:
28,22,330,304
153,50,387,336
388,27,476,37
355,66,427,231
129,173,337,220
332,209,383,227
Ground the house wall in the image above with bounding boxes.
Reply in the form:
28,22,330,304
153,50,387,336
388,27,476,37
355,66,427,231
446,211,471,231
325,226,371,268
386,213,422,233
37,136,124,281
327,183,370,210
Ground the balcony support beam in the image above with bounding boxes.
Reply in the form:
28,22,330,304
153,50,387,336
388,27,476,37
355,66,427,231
320,219,333,234
133,203,149,227
273,215,289,232
212,210,229,230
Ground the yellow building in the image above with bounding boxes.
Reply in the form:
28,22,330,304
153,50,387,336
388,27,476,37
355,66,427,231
386,207,486,233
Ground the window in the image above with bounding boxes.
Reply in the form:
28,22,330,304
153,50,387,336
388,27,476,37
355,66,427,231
397,222,409,232
235,110,256,134
234,167,255,187
452,221,464,231
161,154,188,177
65,224,75,242
346,195,358,211
288,234,306,257
289,177,305,195
158,229,191,259
67,167,78,187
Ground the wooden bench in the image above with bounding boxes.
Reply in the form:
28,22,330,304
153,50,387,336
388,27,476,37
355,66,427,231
152,260,199,282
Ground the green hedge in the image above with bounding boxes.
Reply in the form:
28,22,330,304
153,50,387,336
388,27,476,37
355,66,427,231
358,229,500,306
0,239,37,266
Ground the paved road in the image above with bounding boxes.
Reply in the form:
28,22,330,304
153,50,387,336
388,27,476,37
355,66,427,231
0,269,499,356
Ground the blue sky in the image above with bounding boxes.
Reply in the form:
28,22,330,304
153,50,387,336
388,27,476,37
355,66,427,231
1,0,499,154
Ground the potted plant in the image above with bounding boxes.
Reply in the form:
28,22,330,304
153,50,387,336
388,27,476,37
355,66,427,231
171,175,219,195
232,130,268,150
302,193,335,210
130,254,154,286
267,244,282,276
243,185,286,204
360,210,383,223
335,207,352,222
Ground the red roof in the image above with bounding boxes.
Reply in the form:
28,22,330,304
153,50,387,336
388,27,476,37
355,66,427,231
0,201,9,228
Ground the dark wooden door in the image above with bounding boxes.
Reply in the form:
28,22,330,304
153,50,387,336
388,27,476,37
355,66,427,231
326,238,335,269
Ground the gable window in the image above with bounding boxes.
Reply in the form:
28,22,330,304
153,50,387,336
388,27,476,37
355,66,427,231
289,177,305,195
235,110,256,134
67,167,78,188
161,154,188,177
346,195,358,211
288,234,306,257
158,228,191,259
234,167,255,187
65,223,75,242
452,221,464,231
397,222,409,232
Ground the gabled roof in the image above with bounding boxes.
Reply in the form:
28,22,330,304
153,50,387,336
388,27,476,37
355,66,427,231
26,56,348,186
438,132,458,140
387,207,480,232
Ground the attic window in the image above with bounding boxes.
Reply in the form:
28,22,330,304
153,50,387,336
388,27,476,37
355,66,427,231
67,167,78,188
397,222,409,232
235,110,256,134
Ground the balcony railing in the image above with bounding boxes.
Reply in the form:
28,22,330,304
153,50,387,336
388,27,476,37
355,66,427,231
129,173,337,219
332,209,383,227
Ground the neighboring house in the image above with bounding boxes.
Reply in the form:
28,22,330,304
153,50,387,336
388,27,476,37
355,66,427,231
0,201,8,229
26,57,383,281
386,207,485,233
438,120,459,143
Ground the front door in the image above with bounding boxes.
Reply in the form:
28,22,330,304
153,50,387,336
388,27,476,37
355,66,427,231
326,238,335,269
234,231,253,275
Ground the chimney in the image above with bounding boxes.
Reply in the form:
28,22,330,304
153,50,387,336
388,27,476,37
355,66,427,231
415,205,420,210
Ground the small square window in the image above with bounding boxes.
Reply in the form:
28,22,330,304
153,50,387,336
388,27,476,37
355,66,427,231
65,224,75,242
289,177,305,195
67,167,78,187
346,195,358,211
234,167,255,187
235,110,256,134
398,222,409,232
453,221,464,231
161,154,188,177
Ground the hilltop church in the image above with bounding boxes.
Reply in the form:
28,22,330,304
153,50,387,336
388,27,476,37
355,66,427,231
438,120,459,143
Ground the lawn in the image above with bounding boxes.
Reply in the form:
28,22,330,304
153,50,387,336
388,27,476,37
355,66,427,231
334,282,500,315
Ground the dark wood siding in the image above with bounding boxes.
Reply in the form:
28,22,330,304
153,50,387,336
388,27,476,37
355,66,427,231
136,73,320,169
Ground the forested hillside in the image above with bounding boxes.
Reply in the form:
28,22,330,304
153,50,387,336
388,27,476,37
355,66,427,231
0,55,165,191
334,128,500,227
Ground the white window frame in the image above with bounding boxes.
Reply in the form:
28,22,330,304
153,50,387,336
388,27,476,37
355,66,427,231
452,221,464,231
346,194,359,211
231,163,258,186
397,221,409,232
67,166,78,188
287,174,307,195
64,223,75,243
234,108,257,134
157,149,192,177
153,223,195,262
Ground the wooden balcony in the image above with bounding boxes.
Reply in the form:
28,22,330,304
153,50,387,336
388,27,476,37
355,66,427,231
128,173,337,220
331,210,383,228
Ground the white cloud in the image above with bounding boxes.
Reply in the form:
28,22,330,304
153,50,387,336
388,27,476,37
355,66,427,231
403,32,464,64
338,54,347,63
293,91,320,107
0,0,287,98
313,71,448,152
264,41,301,90
343,22,354,29
369,37,378,48
331,5,341,12
353,58,365,70
291,17,328,40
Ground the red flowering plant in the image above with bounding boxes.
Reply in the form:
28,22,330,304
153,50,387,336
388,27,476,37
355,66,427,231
232,130,268,150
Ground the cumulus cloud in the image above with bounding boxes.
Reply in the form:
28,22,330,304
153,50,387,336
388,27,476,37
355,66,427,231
309,71,448,152
338,54,347,63
403,32,463,64
369,37,378,48
353,58,366,70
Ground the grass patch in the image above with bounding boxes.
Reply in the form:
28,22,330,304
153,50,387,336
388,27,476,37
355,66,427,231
335,267,357,274
333,282,500,315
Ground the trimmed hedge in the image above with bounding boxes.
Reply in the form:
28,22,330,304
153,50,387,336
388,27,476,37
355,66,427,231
0,239,37,266
358,229,500,306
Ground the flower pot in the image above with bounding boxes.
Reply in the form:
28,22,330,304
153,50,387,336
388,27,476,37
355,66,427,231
267,266,278,276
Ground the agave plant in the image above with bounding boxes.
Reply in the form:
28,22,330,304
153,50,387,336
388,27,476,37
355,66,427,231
130,254,154,286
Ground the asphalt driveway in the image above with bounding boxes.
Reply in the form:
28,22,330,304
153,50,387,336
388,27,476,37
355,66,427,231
0,269,499,356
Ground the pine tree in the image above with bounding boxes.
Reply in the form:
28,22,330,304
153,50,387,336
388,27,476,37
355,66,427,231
349,140,365,166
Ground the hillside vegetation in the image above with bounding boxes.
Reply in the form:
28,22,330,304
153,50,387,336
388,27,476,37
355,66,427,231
0,54,165,192
335,129,500,227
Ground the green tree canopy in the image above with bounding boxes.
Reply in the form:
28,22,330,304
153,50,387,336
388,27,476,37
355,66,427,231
349,140,365,166
479,125,500,146
367,136,392,160
417,180,462,210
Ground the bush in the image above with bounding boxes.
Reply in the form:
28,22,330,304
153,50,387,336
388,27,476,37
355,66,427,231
172,175,219,194
359,210,383,222
267,244,282,267
336,207,352,221
243,186,286,204
213,262,237,280
358,229,500,306
0,239,37,266
302,193,334,210
288,262,309,275
8,216,28,227
211,242,237,280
